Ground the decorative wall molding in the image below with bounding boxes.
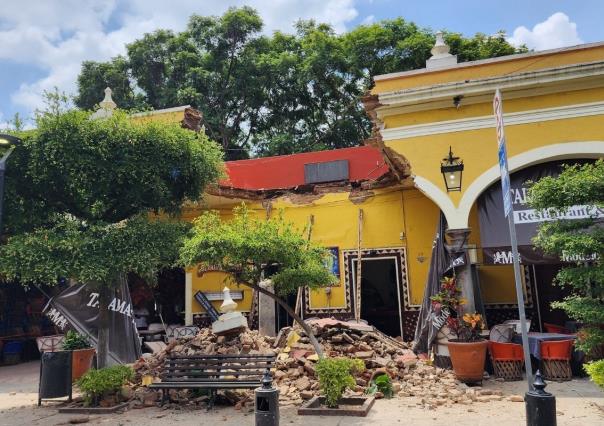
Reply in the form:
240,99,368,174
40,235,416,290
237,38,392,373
374,42,604,82
411,142,604,229
456,141,604,227
306,247,411,316
381,101,604,141
376,60,604,116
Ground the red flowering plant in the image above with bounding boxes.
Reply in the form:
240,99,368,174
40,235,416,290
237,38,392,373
430,276,464,315
431,276,484,341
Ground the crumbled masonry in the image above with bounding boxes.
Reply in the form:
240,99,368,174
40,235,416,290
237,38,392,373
132,318,506,409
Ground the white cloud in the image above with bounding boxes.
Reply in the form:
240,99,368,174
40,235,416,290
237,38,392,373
0,0,359,114
508,12,583,51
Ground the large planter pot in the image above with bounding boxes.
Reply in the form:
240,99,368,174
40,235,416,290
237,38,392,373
446,340,488,383
71,348,96,381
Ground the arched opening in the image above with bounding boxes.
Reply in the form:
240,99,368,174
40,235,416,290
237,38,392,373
470,157,599,331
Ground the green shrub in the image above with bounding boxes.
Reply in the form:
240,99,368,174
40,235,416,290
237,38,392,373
585,360,604,389
76,365,134,406
315,357,364,408
62,330,91,350
366,373,393,398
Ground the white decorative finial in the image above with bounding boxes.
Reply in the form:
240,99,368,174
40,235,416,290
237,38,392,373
99,87,117,111
91,87,117,119
426,31,457,70
220,287,238,313
431,32,450,57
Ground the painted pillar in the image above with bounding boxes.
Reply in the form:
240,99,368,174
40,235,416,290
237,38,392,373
185,271,193,325
258,280,276,337
445,228,475,313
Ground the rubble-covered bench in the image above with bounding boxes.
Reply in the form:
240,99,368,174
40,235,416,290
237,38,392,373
149,354,276,408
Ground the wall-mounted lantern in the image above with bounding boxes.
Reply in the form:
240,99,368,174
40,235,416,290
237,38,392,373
440,146,464,192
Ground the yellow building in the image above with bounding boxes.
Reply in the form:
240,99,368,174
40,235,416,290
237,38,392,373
129,37,604,339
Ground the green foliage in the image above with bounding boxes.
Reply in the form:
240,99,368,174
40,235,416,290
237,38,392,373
529,160,604,352
180,205,336,294
76,365,134,406
75,8,524,159
75,58,148,111
62,330,91,350
365,373,393,398
584,360,604,389
0,215,189,285
0,107,222,287
316,358,365,408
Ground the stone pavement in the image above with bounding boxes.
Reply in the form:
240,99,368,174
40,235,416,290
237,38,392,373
0,360,602,426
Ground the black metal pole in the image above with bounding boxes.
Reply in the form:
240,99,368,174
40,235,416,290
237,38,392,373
526,370,557,426
0,165,5,238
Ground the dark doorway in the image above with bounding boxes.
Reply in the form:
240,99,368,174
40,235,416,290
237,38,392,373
533,264,572,330
353,258,403,337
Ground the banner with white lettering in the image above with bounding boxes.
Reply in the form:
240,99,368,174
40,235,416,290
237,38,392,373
413,213,450,354
478,160,600,264
44,279,141,365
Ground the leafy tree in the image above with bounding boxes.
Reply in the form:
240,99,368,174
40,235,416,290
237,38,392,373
75,57,148,111
529,160,604,355
179,206,336,357
0,108,223,366
75,8,525,158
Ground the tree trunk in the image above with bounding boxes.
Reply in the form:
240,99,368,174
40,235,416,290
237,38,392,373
97,284,111,368
243,281,324,358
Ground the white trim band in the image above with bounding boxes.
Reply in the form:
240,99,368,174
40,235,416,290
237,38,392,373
382,101,604,141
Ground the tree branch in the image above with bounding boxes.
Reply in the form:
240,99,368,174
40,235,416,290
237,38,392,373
239,279,324,358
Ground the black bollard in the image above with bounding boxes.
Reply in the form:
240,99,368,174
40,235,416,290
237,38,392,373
255,369,280,426
525,370,557,426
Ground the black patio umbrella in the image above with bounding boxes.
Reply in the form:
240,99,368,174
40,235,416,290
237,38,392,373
413,212,450,354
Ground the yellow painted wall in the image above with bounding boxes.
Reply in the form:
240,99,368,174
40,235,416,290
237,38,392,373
185,185,524,316
185,187,456,316
385,104,604,207
130,110,184,124
189,270,254,314
372,44,604,93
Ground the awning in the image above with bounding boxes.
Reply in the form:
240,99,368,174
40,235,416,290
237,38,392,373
478,160,599,265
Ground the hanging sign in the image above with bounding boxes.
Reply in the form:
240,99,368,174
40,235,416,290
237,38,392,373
194,291,220,321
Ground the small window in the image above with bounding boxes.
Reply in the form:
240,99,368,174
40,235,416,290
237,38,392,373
304,160,349,184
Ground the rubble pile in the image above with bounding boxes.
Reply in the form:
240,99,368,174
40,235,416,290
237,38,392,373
132,318,491,409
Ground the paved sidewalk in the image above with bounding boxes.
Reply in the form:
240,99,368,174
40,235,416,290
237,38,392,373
0,361,602,426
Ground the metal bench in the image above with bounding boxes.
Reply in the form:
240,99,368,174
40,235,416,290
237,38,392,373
148,354,276,408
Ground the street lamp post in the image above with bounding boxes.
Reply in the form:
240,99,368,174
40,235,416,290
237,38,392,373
0,134,22,237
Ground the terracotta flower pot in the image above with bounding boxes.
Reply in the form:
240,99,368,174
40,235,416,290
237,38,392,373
446,340,488,383
71,348,96,381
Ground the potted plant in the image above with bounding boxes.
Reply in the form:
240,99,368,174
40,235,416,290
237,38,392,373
62,330,96,381
76,365,134,408
299,357,375,416
431,276,487,383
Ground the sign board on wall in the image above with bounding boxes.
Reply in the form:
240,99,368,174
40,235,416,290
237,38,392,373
478,160,598,264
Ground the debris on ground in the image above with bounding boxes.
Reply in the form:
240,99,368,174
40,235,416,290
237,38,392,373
132,318,498,409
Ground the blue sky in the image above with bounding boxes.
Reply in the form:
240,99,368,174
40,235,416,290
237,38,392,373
1,0,602,128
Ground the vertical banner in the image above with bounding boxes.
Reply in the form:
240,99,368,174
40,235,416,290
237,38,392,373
44,278,141,365
413,213,450,354
493,89,533,388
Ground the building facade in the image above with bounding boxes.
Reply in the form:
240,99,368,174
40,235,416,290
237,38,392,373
135,38,604,339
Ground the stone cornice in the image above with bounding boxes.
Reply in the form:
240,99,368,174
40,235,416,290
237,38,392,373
376,61,604,117
381,101,604,141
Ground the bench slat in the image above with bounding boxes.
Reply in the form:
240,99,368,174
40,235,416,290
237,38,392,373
149,382,260,389
164,363,272,370
152,354,276,395
166,358,274,365
168,354,275,359
163,372,265,378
